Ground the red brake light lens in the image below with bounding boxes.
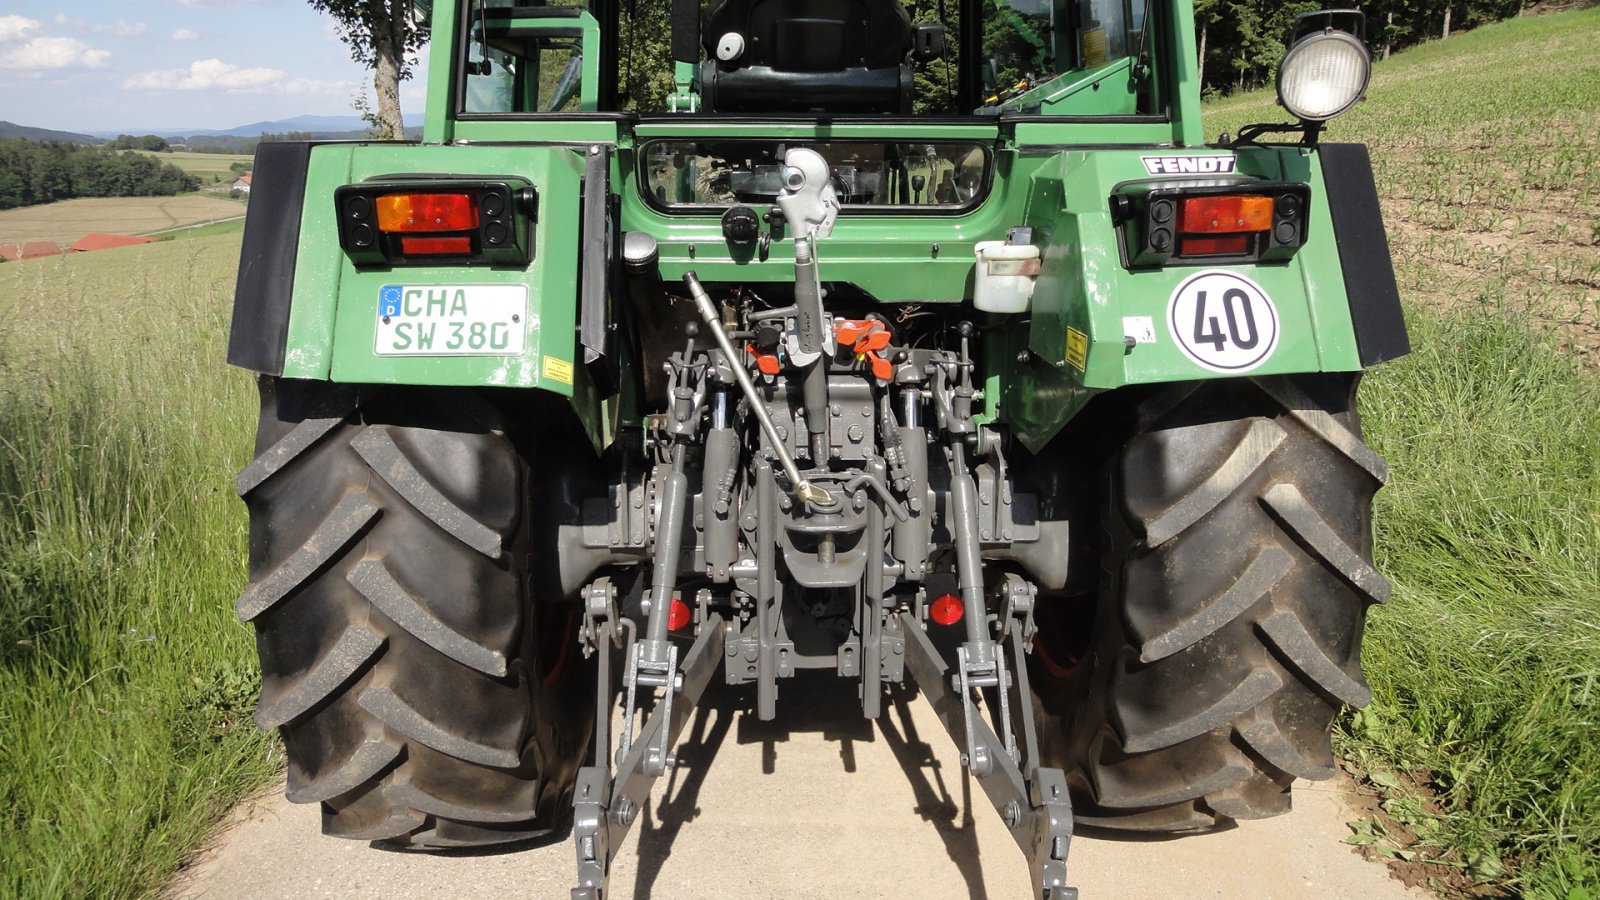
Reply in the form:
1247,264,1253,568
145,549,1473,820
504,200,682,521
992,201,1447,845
1180,234,1251,256
376,193,479,233
1179,195,1275,234
399,236,474,256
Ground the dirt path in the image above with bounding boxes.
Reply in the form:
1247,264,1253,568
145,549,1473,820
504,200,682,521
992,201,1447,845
170,681,1421,900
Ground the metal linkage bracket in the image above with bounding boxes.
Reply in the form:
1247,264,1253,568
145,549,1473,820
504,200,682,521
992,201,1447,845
571,614,727,900
901,609,1078,900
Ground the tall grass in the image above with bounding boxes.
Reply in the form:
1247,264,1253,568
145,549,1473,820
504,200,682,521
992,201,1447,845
1356,309,1600,896
0,238,273,898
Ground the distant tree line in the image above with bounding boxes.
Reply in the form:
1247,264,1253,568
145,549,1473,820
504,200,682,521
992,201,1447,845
105,134,171,152
0,139,201,210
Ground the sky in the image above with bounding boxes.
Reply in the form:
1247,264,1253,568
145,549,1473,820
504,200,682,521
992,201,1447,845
0,0,431,134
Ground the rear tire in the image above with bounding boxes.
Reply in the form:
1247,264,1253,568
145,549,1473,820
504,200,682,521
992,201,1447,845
1037,373,1390,831
237,378,592,848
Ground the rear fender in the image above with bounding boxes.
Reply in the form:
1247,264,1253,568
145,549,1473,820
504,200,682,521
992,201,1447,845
227,141,608,445
1009,143,1406,451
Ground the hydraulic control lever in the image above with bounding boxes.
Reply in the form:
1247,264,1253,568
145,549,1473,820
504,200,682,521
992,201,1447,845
681,272,834,509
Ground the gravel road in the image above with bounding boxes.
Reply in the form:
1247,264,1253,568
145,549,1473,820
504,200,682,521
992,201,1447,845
171,678,1420,900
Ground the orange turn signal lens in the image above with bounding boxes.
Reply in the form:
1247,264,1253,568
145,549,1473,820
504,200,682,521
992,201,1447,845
1179,195,1274,234
376,192,479,233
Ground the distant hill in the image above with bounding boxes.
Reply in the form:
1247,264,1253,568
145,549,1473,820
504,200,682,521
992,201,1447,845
0,121,100,145
86,114,423,141
175,127,424,153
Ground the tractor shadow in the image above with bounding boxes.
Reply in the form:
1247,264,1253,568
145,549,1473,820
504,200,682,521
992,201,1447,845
629,674,993,900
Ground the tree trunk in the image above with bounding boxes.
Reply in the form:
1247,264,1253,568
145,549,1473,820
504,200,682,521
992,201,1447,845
1383,11,1393,60
370,0,407,140
1198,22,1208,90
1442,5,1453,40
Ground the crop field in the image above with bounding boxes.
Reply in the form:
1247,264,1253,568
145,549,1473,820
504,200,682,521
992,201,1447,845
0,196,246,248
0,238,274,898
132,151,254,181
1211,9,1600,897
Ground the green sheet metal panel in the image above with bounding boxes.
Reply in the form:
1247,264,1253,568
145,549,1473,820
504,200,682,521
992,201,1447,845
280,142,587,394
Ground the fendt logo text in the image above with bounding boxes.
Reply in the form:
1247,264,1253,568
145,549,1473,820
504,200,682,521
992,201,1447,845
1141,155,1238,175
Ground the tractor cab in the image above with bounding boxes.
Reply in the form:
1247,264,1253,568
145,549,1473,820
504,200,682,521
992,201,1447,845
444,0,1161,122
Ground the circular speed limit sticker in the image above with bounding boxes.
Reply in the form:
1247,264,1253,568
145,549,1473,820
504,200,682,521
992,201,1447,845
1167,270,1280,373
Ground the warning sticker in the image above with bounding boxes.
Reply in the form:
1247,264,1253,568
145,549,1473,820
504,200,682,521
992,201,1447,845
541,356,575,385
1167,270,1280,373
1065,327,1088,371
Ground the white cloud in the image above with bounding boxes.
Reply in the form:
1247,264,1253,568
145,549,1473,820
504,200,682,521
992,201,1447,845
0,15,43,43
105,21,149,38
171,28,200,41
0,36,111,70
124,57,287,92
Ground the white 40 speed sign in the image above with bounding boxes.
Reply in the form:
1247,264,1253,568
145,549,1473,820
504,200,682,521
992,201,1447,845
1166,270,1280,373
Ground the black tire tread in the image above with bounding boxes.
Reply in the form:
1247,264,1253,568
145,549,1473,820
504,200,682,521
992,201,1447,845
240,378,591,849
1043,373,1387,831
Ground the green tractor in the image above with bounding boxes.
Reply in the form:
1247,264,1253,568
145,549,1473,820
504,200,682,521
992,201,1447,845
228,2,1404,895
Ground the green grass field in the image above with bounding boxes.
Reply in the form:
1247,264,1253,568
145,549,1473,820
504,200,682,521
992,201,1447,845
1211,9,1600,896
0,239,274,898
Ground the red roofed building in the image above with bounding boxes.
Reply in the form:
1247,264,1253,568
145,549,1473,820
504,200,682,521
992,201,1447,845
69,233,156,253
1,241,63,261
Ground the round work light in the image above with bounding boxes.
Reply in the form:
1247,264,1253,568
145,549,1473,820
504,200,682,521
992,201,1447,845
1276,30,1371,122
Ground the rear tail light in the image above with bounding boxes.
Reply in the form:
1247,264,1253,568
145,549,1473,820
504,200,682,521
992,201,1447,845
335,179,536,267
1179,195,1275,234
1115,183,1311,268
376,193,480,233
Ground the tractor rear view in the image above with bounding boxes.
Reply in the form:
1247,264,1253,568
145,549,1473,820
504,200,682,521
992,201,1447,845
228,2,1406,895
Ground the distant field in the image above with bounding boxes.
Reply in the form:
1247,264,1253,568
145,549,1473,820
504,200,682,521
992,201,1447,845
132,150,254,183
0,196,246,247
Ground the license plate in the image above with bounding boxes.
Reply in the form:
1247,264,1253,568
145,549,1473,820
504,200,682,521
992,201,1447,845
375,284,529,356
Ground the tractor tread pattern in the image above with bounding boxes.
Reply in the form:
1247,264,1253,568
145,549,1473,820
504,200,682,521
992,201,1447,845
1238,713,1336,782
235,390,359,497
1136,545,1292,663
1140,418,1285,546
347,559,508,677
286,740,402,804
1258,609,1373,707
385,781,540,825
351,427,504,559
1261,482,1391,604
357,686,521,769
1049,374,1385,832
240,380,592,850
254,626,386,728
236,491,379,622
1116,669,1282,753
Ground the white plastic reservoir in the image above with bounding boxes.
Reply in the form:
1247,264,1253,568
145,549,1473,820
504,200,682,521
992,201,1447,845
973,241,1041,313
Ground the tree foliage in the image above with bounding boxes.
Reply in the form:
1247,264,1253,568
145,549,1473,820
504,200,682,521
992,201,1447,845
106,134,171,152
0,139,200,210
309,0,426,139
1196,0,1536,96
